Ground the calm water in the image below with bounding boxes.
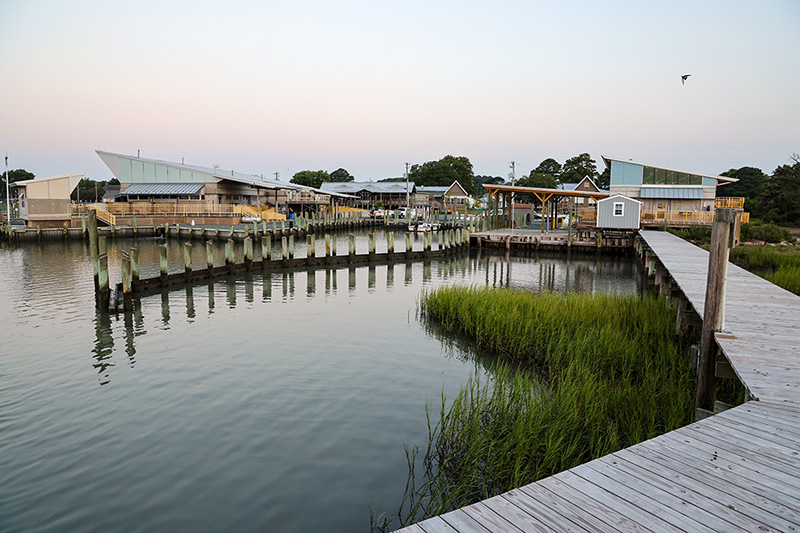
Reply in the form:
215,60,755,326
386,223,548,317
0,231,640,532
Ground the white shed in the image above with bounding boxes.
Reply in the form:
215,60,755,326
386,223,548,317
596,194,641,229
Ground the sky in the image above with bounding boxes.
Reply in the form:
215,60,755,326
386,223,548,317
1,0,798,182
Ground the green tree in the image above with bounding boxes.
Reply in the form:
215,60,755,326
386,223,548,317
290,170,330,189
756,155,800,225
408,155,476,196
560,153,598,184
597,167,610,190
71,178,106,202
1,168,34,191
473,175,504,186
515,171,557,204
329,168,354,182
720,167,767,200
533,158,562,181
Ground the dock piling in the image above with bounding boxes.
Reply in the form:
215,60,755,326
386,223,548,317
697,207,737,413
225,239,235,274
121,252,133,311
244,237,253,271
206,240,214,269
159,244,169,286
184,242,193,281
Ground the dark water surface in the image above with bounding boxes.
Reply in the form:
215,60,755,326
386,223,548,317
0,233,640,532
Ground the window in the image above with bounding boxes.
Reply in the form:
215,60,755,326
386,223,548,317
613,202,624,216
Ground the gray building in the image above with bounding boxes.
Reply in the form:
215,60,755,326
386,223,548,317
596,194,642,229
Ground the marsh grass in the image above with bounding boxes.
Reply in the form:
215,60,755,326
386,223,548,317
730,245,800,295
378,287,694,529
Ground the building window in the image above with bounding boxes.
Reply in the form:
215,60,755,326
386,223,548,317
613,202,624,216
642,166,702,186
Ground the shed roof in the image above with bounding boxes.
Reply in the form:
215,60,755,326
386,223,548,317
601,156,737,183
320,181,416,194
597,194,642,205
96,150,355,199
119,183,205,196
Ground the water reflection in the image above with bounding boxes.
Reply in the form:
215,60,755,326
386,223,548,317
84,251,639,387
93,311,114,386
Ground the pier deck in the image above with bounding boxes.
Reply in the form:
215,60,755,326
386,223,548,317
397,229,800,532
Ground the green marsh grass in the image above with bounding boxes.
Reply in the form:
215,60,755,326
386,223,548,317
379,287,694,529
730,245,800,295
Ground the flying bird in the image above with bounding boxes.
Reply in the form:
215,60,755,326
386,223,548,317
681,74,691,85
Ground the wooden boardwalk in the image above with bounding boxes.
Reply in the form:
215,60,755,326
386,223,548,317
396,230,800,532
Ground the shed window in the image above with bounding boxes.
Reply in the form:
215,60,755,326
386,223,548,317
613,202,624,216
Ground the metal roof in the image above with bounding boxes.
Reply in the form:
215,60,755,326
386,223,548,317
119,183,205,196
96,150,356,199
601,155,737,183
320,181,416,194
639,187,704,199
11,173,85,187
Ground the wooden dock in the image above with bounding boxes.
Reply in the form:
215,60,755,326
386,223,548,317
397,229,800,532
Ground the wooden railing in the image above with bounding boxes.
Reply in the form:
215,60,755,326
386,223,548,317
641,210,716,225
87,205,116,225
715,197,745,209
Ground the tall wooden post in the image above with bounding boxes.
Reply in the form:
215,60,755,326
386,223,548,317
184,242,193,282
697,208,737,413
244,237,253,271
225,239,235,274
206,240,214,270
288,234,295,259
121,252,133,311
368,232,376,260
387,232,394,260
159,243,169,287
262,236,271,267
348,233,356,261
130,246,140,290
307,234,315,260
88,209,99,293
405,232,413,259
324,234,332,263
98,251,110,310
281,236,288,262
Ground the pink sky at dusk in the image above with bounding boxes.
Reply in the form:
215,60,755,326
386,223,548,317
1,0,798,182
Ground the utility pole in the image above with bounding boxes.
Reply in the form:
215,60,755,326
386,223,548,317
509,161,516,234
5,154,10,224
273,172,280,181
405,162,410,211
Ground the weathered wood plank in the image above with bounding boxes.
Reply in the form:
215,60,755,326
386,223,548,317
416,516,457,533
460,502,526,532
628,442,800,529
438,508,492,532
555,469,678,532
478,494,557,533
574,460,718,532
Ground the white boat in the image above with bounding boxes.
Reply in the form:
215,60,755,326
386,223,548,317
408,222,439,232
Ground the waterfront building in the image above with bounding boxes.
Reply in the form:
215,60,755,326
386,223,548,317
596,194,642,229
603,156,737,214
319,181,422,209
416,181,472,211
96,150,350,216
12,173,83,227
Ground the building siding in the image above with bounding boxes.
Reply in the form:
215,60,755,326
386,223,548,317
597,196,641,229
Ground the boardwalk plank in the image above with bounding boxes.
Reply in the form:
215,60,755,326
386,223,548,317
555,469,678,532
438,509,491,532
460,502,526,533
481,493,557,533
416,516,457,533
628,443,800,530
575,460,717,532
